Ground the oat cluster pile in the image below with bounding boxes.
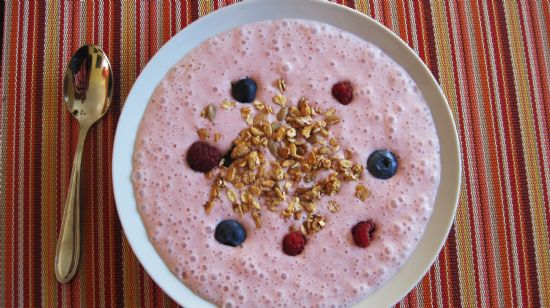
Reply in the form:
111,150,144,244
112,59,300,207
198,79,370,235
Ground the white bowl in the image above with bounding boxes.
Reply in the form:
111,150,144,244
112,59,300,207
113,0,460,306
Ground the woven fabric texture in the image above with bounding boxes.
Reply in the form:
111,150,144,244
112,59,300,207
1,1,549,307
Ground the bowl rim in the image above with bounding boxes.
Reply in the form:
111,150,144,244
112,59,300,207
112,0,461,307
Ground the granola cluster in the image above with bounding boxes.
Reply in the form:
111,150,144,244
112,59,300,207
200,79,369,235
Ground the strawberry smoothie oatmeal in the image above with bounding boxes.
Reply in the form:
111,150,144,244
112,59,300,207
132,19,440,307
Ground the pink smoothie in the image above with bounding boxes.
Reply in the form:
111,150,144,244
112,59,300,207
132,19,440,307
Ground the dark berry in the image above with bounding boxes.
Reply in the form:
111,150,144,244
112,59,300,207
331,80,353,105
367,150,398,179
231,77,257,103
186,141,222,173
222,145,235,167
282,231,307,256
214,220,246,247
351,220,376,248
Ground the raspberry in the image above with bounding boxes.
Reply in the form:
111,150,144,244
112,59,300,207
331,80,354,105
186,141,222,173
351,220,376,248
282,231,307,256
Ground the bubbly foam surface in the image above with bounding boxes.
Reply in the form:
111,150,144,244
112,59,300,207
132,19,440,307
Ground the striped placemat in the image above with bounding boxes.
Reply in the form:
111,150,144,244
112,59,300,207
1,1,548,307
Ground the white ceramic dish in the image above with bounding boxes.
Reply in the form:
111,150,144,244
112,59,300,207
112,0,461,306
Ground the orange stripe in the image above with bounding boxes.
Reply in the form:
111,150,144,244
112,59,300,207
458,1,501,304
487,0,521,304
419,270,432,308
493,1,531,305
381,1,392,30
395,0,408,42
511,2,546,304
475,0,514,304
26,1,38,305
86,1,94,43
530,2,550,136
4,4,20,307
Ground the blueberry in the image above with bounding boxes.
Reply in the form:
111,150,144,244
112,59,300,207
222,145,235,167
214,220,246,247
231,77,257,103
367,150,398,179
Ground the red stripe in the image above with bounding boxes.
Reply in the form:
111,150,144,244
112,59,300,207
32,1,46,306
419,274,432,308
56,1,67,306
171,0,177,36
190,0,198,26
486,0,520,305
140,5,148,307
22,2,35,307
476,0,516,304
66,2,80,304
543,0,550,134
105,1,119,307
381,1,392,30
163,0,171,43
91,1,100,303
443,1,483,307
99,2,113,306
67,2,79,304
149,1,157,58
368,0,376,19
0,1,4,68
445,227,462,308
526,0,550,237
514,2,543,306
412,1,426,62
154,279,161,306
395,0,408,43
438,243,450,306
138,6,151,307
13,3,26,306
402,1,414,49
181,0,188,29
428,267,438,307
85,0,93,43
345,0,355,9
494,1,531,306
136,0,141,72
111,1,124,306
421,0,440,81
71,281,77,307
80,23,95,300
26,1,39,306
139,266,145,307
94,0,99,45
92,0,101,298
456,1,500,304
419,2,450,305
543,2,550,136
74,266,81,307
21,2,30,306
541,0,550,257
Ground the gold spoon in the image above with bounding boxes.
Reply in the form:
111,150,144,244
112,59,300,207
55,45,113,283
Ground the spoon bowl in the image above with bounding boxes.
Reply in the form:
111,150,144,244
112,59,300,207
63,45,113,127
55,45,113,283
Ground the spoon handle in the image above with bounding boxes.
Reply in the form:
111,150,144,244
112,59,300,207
55,126,89,283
